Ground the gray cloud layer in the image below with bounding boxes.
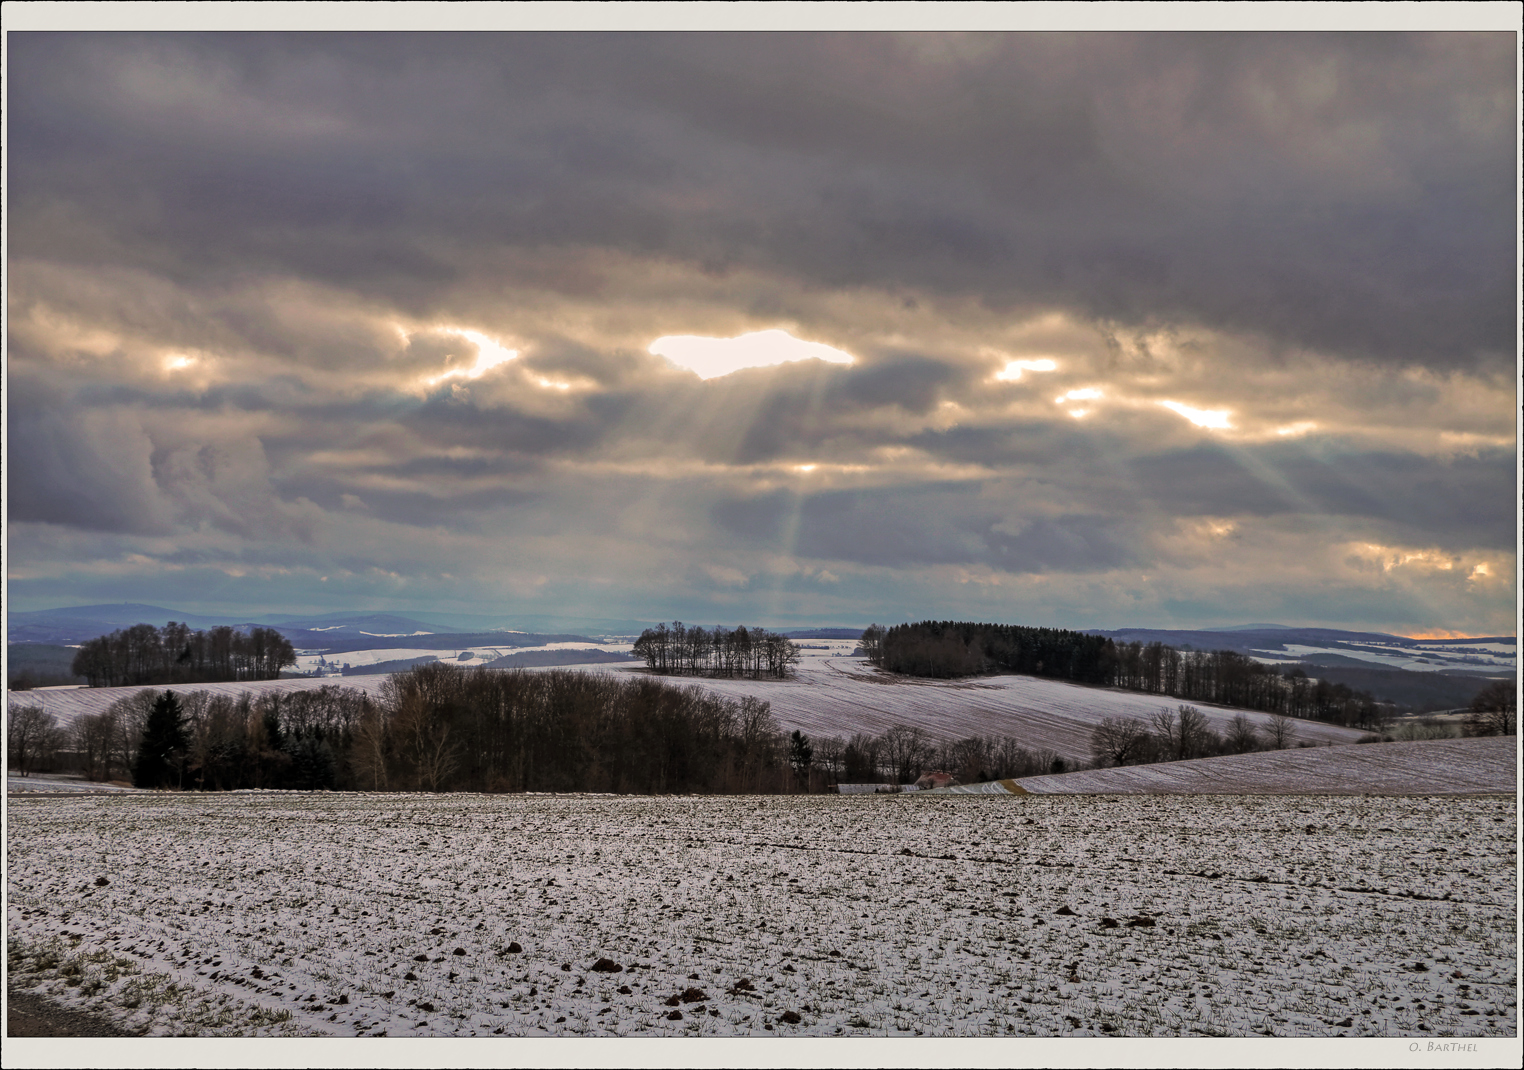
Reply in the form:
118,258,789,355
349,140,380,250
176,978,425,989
6,32,1516,633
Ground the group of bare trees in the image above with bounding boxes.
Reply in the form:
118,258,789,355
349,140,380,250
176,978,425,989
632,622,801,680
8,665,803,793
70,622,297,688
362,663,795,793
7,704,70,777
812,724,1072,785
1089,705,1299,768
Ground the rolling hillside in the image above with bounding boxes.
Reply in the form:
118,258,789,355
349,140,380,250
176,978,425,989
9,653,1370,764
1008,736,1516,795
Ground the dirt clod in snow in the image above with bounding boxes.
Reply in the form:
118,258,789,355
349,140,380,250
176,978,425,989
503,942,522,954
591,958,623,973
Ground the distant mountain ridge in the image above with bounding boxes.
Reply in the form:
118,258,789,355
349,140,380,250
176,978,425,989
5,604,655,645
1086,625,1514,650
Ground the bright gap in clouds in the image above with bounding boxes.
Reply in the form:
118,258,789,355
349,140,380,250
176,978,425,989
650,329,854,379
1159,400,1233,429
994,358,1058,381
425,328,519,385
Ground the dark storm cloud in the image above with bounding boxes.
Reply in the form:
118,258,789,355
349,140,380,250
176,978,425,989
908,422,1118,470
713,484,1135,572
7,389,174,535
8,32,1515,368
1129,443,1516,549
6,28,1515,634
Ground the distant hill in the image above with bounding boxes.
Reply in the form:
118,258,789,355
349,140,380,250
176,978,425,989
1091,625,1412,650
1282,663,1502,714
8,604,235,644
290,631,601,654
5,605,605,656
484,649,638,669
7,604,661,644
340,656,441,676
6,644,87,689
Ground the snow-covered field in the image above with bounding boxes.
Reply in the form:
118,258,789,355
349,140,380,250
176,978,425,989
291,641,635,675
5,791,1516,1040
7,675,398,729
557,657,1370,758
1257,642,1514,676
5,774,142,795
1012,738,1517,796
8,655,1367,763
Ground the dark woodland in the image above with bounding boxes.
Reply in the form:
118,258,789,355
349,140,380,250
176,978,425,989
69,623,297,688
866,620,1395,730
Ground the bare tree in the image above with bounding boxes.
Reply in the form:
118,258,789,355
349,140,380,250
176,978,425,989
1090,717,1151,767
1224,714,1261,755
1176,705,1211,759
880,725,932,784
843,733,880,782
8,705,56,776
105,690,157,779
858,624,886,666
1465,680,1517,736
813,735,846,784
951,735,989,782
1263,713,1297,750
73,710,118,782
1150,705,1210,761
351,700,391,790
392,692,458,792
1149,707,1177,760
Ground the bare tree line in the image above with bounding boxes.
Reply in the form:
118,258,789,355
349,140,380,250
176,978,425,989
632,622,801,679
816,724,1074,785
7,665,803,794
1088,705,1302,769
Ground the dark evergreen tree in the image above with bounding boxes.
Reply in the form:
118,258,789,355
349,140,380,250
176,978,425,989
788,730,813,788
133,691,189,789
287,731,337,790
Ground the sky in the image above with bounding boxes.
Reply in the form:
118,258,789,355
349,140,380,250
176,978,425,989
4,17,1520,636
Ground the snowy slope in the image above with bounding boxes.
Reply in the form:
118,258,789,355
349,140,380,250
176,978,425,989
1009,737,1516,795
7,676,398,728
582,657,1370,756
9,654,1369,760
